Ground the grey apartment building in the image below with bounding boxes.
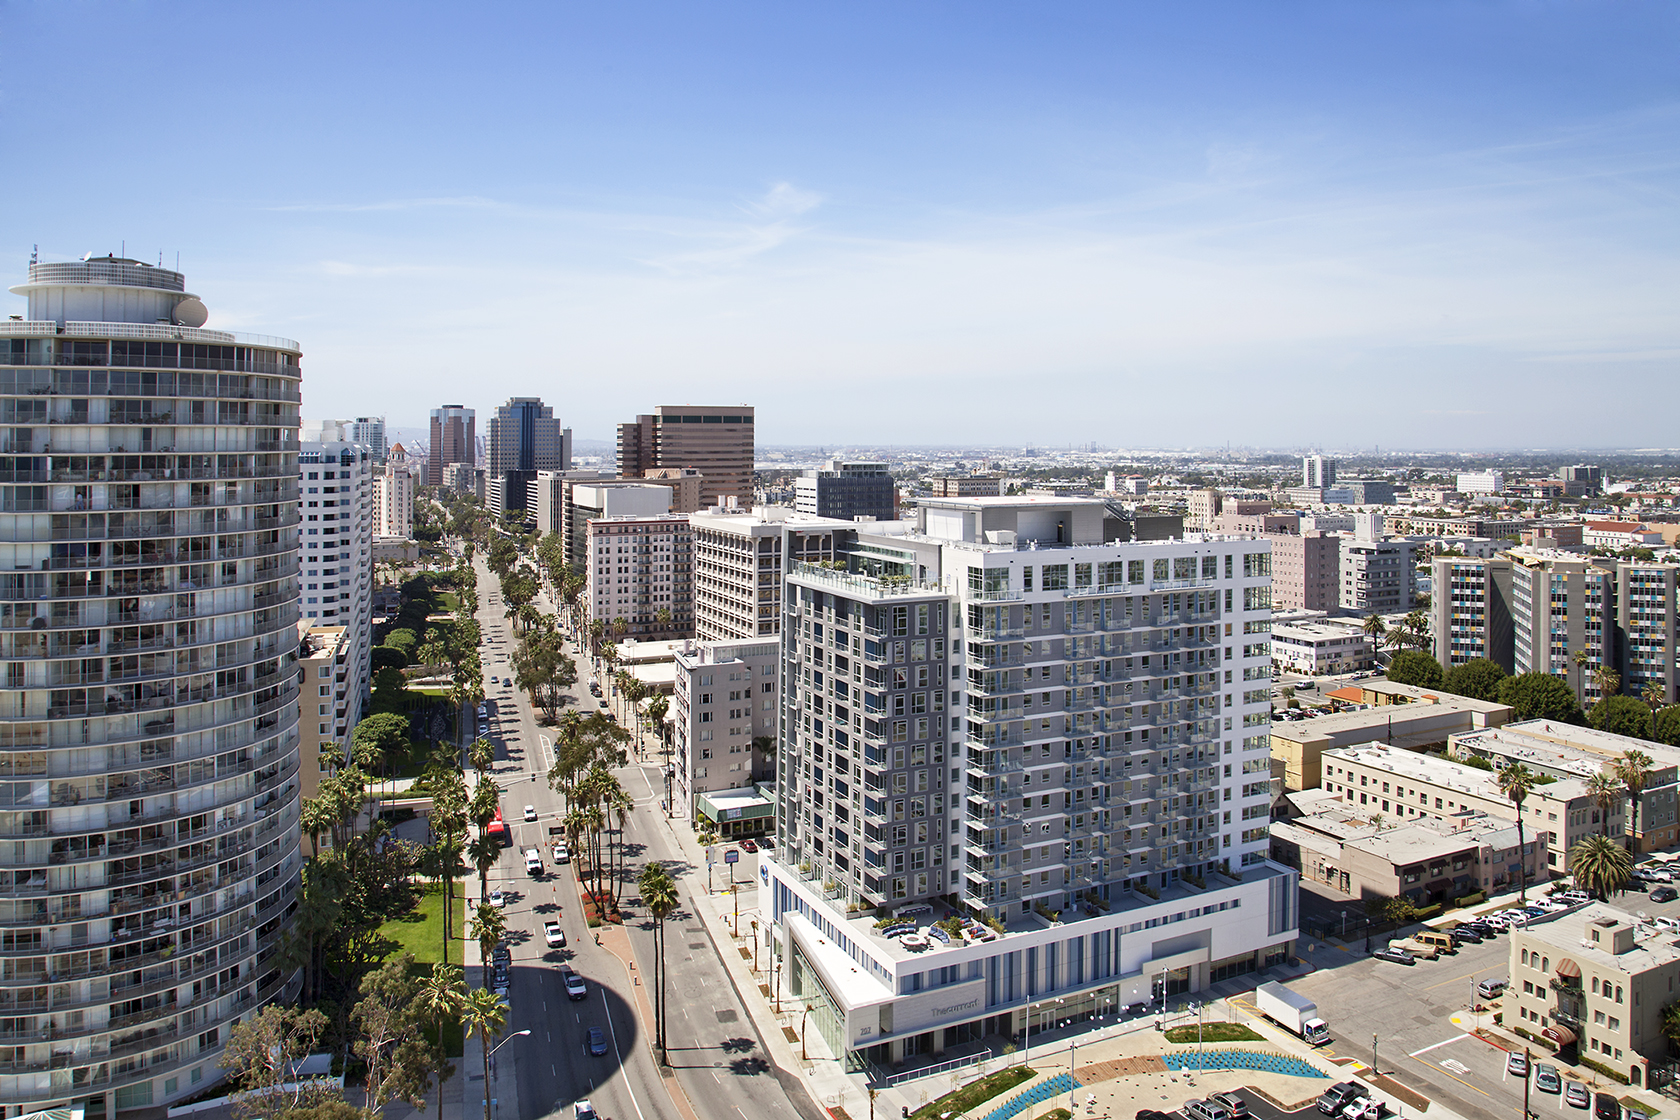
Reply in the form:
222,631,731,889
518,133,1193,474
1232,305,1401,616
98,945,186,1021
0,258,304,1115
765,497,1296,1068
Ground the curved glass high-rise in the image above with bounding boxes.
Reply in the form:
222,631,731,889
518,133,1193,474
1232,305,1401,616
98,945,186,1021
0,257,303,1117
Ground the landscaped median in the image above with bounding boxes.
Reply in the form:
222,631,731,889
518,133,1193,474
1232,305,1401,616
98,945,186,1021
908,1065,1036,1120
1162,1021,1264,1044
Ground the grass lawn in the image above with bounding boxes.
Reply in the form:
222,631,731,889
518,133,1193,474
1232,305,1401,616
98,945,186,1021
1162,1021,1263,1044
378,882,468,1057
437,591,461,611
909,1065,1036,1120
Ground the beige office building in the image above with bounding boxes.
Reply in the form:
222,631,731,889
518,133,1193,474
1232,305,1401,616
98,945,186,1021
1320,743,1596,876
1508,906,1679,1088
689,506,851,641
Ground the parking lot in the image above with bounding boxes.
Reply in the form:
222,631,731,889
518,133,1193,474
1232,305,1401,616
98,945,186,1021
1274,889,1680,1120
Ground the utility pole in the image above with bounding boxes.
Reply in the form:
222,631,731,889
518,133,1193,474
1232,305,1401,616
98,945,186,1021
1523,1047,1533,1120
1372,1032,1378,1078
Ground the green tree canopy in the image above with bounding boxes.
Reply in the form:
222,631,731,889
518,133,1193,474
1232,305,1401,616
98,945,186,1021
1590,695,1655,740
1441,658,1508,702
1653,705,1680,747
1497,672,1585,724
1386,650,1443,689
384,628,418,657
372,645,409,672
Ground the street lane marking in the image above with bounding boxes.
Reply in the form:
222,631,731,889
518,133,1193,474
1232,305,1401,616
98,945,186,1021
1440,1059,1470,1076
1423,969,1483,990
1410,1034,1472,1057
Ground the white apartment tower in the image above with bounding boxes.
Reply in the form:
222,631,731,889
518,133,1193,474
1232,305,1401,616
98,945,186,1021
0,257,305,1114
765,497,1297,1068
298,423,374,751
372,441,416,539
1302,454,1336,489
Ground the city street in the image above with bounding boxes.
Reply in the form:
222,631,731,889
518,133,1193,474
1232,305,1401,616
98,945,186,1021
465,548,810,1120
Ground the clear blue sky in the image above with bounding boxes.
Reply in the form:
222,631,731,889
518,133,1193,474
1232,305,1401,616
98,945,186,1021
4,2,1676,448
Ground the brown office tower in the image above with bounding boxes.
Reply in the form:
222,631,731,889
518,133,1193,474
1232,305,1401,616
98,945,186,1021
617,405,753,508
429,404,475,486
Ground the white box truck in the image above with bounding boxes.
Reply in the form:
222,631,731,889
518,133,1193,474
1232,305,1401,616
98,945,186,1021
1255,981,1330,1045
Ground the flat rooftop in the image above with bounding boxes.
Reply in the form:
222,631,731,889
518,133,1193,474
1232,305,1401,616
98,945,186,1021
1325,742,1591,802
1456,721,1680,776
1518,903,1680,970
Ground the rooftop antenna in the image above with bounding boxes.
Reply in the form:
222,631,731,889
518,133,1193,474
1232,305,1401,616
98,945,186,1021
29,244,37,265
175,251,180,272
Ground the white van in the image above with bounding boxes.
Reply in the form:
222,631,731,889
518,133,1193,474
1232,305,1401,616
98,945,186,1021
524,848,543,876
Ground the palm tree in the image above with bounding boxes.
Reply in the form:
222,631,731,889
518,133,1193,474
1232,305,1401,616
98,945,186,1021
1616,750,1655,852
1362,613,1386,641
469,900,507,968
416,963,465,1106
462,987,508,1120
1643,679,1668,709
654,606,673,632
1586,771,1621,838
638,861,679,1062
468,832,501,901
1496,763,1537,902
1593,666,1623,702
1570,834,1634,899
469,737,494,774
612,790,633,895
1572,649,1590,702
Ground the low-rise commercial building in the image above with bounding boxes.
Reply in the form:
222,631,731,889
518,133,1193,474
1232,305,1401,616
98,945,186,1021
1449,722,1672,849
795,460,896,521
1271,622,1374,675
1508,906,1677,1087
1320,743,1597,876
1270,808,1538,904
1270,681,1510,790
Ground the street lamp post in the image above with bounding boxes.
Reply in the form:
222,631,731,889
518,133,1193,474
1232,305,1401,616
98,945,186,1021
1069,1040,1078,1114
1341,910,1347,939
484,1029,531,1120
1372,1032,1378,1078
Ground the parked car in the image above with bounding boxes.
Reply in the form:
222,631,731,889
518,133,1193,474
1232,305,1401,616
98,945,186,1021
1465,920,1500,937
1373,948,1415,965
1565,1082,1590,1109
1654,916,1680,934
1318,1083,1365,1116
1651,886,1678,902
1477,978,1508,1000
740,838,758,853
1448,927,1483,944
1209,1093,1249,1120
586,1027,608,1056
1536,1065,1562,1093
544,920,567,948
1507,1051,1529,1077
1182,1100,1232,1120
1594,1092,1622,1120
757,836,775,850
